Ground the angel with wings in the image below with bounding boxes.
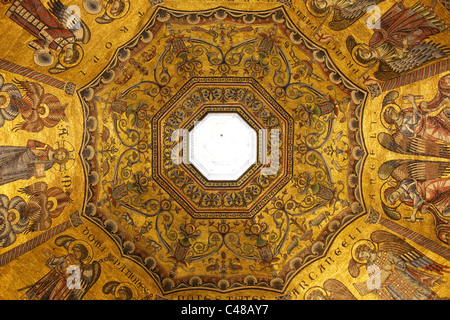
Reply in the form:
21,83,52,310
19,181,72,233
349,230,449,300
12,80,68,132
0,77,67,132
21,235,112,300
2,0,90,72
378,74,450,158
305,0,386,31
346,2,448,81
378,159,450,243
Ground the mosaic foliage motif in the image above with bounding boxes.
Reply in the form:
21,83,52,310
0,0,449,300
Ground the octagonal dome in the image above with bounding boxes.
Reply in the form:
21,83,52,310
188,113,257,181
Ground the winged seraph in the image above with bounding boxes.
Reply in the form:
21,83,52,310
12,80,67,132
378,159,450,243
19,182,72,233
48,0,91,44
349,230,448,299
371,230,449,277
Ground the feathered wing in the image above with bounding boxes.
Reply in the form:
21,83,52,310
330,0,385,30
12,79,66,131
378,159,450,181
348,257,363,278
20,182,51,232
68,261,101,300
12,81,45,132
371,230,449,275
323,279,357,300
14,80,44,109
388,42,449,74
48,0,91,44
46,187,72,218
38,93,67,128
20,182,49,196
378,132,450,159
340,0,384,20
382,90,399,107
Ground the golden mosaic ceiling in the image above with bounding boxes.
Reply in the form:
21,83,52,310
0,0,449,301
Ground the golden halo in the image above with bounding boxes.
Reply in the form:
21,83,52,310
350,43,374,68
380,180,401,207
58,43,84,68
47,196,59,212
0,92,11,109
68,240,93,264
380,103,402,131
38,103,50,118
351,239,376,264
114,282,138,300
105,0,130,19
83,0,103,15
7,208,21,225
304,286,328,300
52,140,75,171
305,1,332,18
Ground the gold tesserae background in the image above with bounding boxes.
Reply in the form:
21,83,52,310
0,0,449,300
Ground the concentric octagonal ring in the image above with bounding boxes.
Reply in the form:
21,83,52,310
151,77,294,218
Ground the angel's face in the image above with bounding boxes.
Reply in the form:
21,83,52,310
117,289,129,300
358,249,373,261
312,0,330,10
64,48,74,63
46,200,54,210
37,105,46,115
7,211,15,222
386,107,400,122
110,0,123,15
308,290,326,300
356,47,375,61
73,247,82,260
387,190,401,205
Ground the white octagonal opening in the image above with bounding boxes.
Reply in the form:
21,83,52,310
188,113,257,181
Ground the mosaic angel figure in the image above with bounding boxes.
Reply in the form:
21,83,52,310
378,74,450,158
2,0,90,71
379,159,450,244
349,230,449,300
346,2,448,81
305,0,387,31
20,235,111,300
0,76,67,131
19,181,73,233
12,80,68,132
